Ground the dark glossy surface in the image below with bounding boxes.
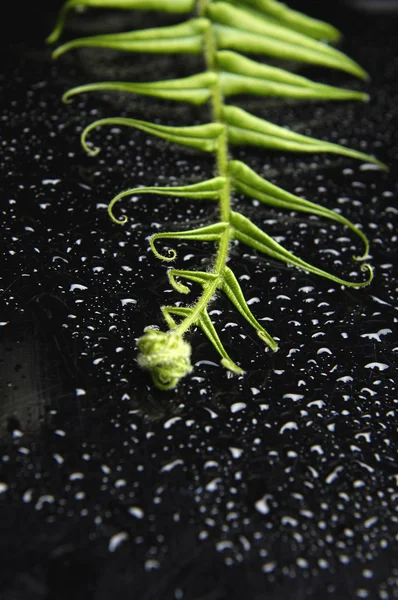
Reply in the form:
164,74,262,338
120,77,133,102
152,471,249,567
1,2,398,598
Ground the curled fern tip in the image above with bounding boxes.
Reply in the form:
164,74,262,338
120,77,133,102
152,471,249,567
137,329,193,390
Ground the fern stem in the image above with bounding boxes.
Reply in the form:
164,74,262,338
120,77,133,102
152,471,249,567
173,0,233,337
173,227,230,334
174,277,218,335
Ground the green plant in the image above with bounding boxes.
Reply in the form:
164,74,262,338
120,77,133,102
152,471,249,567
49,0,384,390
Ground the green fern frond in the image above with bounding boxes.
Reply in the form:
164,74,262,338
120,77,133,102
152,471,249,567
228,160,369,260
81,117,224,155
229,211,374,287
63,72,217,105
227,0,341,42
52,18,209,58
108,178,224,224
47,0,196,44
223,105,385,167
217,51,368,102
50,0,384,389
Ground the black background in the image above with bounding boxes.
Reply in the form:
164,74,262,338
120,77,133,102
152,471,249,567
1,1,398,598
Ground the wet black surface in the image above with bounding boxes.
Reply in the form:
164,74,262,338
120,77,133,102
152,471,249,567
1,1,398,598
